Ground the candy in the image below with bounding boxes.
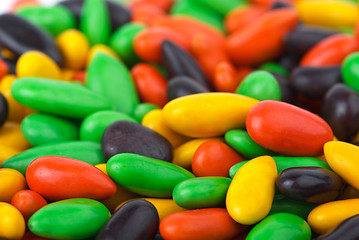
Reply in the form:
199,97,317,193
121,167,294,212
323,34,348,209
246,100,333,156
276,167,343,204
21,113,79,146
160,208,247,240
269,195,317,219
246,213,311,240
11,190,47,221
226,156,277,225
173,176,231,209
342,53,359,93
0,14,62,64
26,156,116,201
192,140,244,177
0,168,26,202
167,76,209,101
101,120,173,161
107,153,194,197
97,199,159,240
86,53,139,115
236,70,281,101
0,202,25,240
28,198,110,239
314,214,359,240
80,0,110,46
80,110,137,143
308,199,359,234
142,109,189,148
2,141,105,175
163,92,258,138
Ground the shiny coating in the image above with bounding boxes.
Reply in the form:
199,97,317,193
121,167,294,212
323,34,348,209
246,100,333,156
96,200,159,240
26,156,116,201
2,141,105,175
320,84,359,142
173,177,231,209
107,153,194,198
0,202,25,240
167,76,209,101
315,214,359,240
101,120,173,161
163,93,258,138
276,167,343,204
226,156,277,225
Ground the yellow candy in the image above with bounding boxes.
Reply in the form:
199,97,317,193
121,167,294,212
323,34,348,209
173,138,224,170
0,75,27,122
61,69,76,82
0,122,30,151
226,156,277,225
0,144,21,166
0,168,26,202
87,44,119,66
296,0,359,29
1,48,15,60
116,198,186,221
96,163,139,213
142,109,190,148
308,199,359,234
324,141,359,190
0,202,25,240
56,29,90,70
16,51,62,79
163,93,258,138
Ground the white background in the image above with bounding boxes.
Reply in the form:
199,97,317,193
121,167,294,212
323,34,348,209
0,0,62,13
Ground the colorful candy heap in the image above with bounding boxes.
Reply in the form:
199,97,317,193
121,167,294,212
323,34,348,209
1,0,359,239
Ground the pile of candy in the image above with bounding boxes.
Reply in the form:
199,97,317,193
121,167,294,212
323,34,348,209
1,0,359,239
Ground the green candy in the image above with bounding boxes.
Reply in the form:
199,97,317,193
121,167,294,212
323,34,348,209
2,141,105,175
259,62,289,77
229,156,331,178
225,129,276,160
86,53,139,116
107,153,195,198
134,103,160,122
12,77,113,119
173,177,231,209
269,195,317,220
80,0,111,46
342,53,359,93
247,213,311,240
16,5,75,36
171,0,225,32
80,110,137,142
21,113,79,146
28,198,110,239
109,23,146,66
236,70,281,101
192,0,248,16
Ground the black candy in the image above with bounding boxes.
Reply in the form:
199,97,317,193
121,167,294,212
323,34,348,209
276,167,343,204
0,14,62,65
96,199,159,240
0,93,8,128
271,72,296,104
167,76,209,100
284,25,338,59
320,83,359,142
101,120,173,162
289,66,342,99
161,40,210,89
315,214,359,240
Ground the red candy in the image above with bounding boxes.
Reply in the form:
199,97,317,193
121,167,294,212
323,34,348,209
26,156,117,201
11,190,47,221
159,208,247,240
131,63,168,108
300,34,358,66
246,100,333,156
192,141,244,177
134,27,190,63
226,9,299,66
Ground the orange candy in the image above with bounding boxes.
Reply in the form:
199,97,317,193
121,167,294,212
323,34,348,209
11,190,47,221
131,3,166,26
131,63,168,107
226,9,299,66
134,27,190,63
192,141,245,177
